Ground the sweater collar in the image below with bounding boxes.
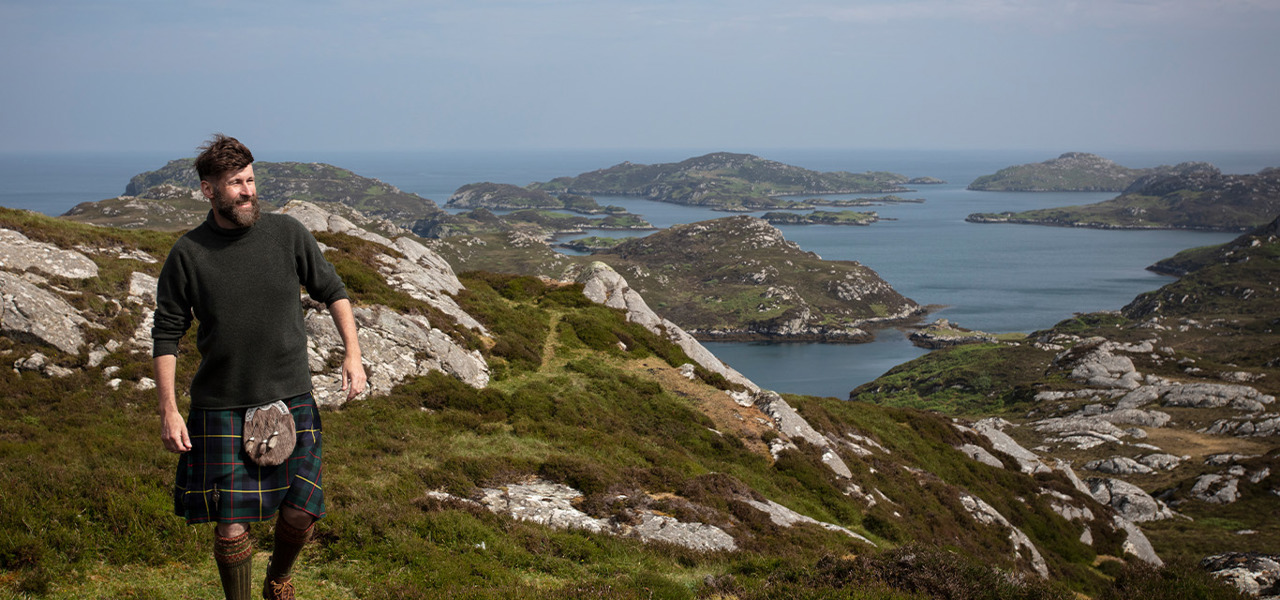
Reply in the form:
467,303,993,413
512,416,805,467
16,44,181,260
204,210,256,238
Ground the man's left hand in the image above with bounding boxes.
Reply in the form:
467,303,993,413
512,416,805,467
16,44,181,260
341,354,367,401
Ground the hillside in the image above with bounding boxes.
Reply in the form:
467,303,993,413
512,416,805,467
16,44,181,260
854,215,1280,581
1,204,1255,598
966,164,1280,232
527,152,919,210
63,158,443,230
588,215,921,341
967,153,1189,192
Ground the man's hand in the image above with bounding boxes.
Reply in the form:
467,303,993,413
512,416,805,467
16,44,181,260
161,408,191,453
341,353,367,402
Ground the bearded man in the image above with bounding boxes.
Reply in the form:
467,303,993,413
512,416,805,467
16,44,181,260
153,134,366,600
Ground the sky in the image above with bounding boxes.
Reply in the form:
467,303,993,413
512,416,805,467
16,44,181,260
2,0,1278,155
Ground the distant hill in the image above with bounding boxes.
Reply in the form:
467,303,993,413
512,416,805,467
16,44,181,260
967,152,1188,192
527,152,919,210
63,158,442,229
966,164,1280,232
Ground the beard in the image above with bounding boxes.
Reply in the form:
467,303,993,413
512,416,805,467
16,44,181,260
213,189,261,228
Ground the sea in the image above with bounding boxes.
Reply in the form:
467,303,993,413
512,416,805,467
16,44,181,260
3,148,1276,398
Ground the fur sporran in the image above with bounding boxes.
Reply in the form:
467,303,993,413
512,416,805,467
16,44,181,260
243,400,296,467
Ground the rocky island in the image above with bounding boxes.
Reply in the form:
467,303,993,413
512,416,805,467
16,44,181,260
967,152,1189,192
761,210,880,226
63,158,441,232
966,164,1280,232
526,152,927,211
588,215,922,341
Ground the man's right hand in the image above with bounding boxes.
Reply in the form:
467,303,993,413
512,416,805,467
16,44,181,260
161,409,191,453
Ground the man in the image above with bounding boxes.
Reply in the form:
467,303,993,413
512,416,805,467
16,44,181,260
153,134,366,600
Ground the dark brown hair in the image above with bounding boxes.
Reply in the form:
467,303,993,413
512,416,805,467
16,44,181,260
194,133,254,182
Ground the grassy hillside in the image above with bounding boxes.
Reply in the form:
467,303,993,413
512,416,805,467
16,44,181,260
0,207,1251,599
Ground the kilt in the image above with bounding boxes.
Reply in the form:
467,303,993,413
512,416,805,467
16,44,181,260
173,392,325,525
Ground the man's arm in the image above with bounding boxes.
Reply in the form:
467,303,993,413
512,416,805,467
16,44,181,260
155,354,191,453
328,298,366,401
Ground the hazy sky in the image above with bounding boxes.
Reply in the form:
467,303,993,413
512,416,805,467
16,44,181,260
2,0,1277,154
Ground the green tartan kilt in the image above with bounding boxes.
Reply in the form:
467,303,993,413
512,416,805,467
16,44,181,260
173,392,325,525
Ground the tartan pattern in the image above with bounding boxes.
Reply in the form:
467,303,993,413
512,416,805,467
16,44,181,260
174,392,325,525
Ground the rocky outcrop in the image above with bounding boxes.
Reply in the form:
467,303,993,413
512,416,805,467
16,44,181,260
427,479,739,552
739,497,874,545
0,228,99,280
1202,552,1280,599
0,271,88,355
908,319,997,349
1087,478,1175,522
305,304,488,408
967,418,1051,474
576,261,758,392
958,493,1050,579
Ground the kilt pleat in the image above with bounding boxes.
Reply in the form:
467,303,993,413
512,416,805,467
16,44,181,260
173,392,325,524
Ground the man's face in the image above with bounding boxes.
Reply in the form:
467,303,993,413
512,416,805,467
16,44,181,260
202,163,260,228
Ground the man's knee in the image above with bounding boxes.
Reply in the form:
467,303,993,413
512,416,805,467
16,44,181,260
279,506,316,531
215,521,248,539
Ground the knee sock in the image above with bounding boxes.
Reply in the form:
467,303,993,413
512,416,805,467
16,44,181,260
265,516,313,583
213,530,253,600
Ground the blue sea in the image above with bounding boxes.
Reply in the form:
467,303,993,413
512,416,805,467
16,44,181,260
3,148,1275,398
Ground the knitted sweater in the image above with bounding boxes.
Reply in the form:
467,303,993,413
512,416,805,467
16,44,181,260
152,212,348,410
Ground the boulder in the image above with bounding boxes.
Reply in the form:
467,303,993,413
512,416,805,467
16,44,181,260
0,228,98,279
1087,478,1174,522
1067,343,1143,389
1190,474,1242,504
957,443,1006,469
1113,515,1164,566
1201,553,1280,599
0,271,87,355
971,418,1051,474
753,390,853,478
1138,453,1184,471
1203,417,1280,437
1084,457,1154,475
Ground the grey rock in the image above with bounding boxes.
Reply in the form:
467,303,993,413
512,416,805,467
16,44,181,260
466,479,738,552
0,271,87,355
1138,453,1184,471
1191,474,1241,504
0,228,98,279
1068,344,1143,389
305,304,488,407
739,497,874,545
1201,552,1280,599
1203,417,1280,437
972,418,1051,474
1088,477,1175,522
13,351,74,378
957,443,1005,469
1162,383,1274,412
753,390,853,478
1084,457,1154,475
958,493,1050,579
1113,515,1164,566
1098,408,1172,428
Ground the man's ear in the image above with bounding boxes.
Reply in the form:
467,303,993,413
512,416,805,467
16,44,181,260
200,179,214,200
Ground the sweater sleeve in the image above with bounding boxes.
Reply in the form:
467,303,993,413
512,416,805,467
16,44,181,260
291,218,349,305
152,244,194,357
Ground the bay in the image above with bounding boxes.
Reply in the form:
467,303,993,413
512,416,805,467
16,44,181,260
2,148,1272,398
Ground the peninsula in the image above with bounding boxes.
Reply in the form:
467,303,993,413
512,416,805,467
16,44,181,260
967,152,1188,192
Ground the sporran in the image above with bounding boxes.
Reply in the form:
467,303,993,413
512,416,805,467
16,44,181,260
242,400,296,466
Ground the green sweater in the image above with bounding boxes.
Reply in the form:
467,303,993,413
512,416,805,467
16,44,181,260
153,212,348,410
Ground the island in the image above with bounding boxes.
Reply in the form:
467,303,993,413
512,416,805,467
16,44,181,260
966,164,1280,232
967,152,1189,192
524,152,930,211
761,210,880,226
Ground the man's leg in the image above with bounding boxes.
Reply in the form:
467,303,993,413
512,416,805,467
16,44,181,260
263,506,315,599
213,522,252,600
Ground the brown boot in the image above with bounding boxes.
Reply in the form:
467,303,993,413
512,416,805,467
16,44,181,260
214,530,253,600
263,517,312,600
